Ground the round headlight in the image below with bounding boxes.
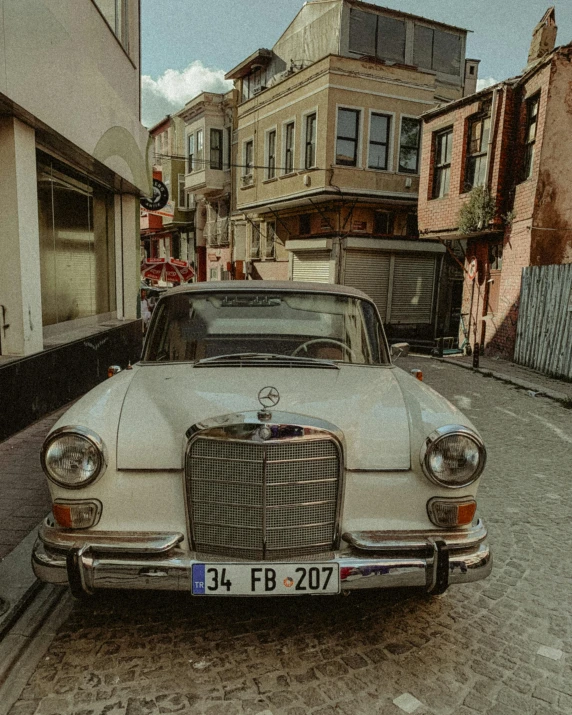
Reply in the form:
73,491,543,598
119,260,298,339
42,427,106,489
421,426,486,488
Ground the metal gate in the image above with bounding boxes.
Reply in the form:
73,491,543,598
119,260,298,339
292,251,331,282
342,250,436,324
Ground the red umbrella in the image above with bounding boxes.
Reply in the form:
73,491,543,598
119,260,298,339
141,257,194,284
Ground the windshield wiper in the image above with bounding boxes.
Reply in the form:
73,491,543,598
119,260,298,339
194,352,339,368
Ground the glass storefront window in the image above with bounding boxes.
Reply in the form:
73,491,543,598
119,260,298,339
37,153,116,327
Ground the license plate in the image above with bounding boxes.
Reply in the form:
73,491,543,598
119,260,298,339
191,563,340,596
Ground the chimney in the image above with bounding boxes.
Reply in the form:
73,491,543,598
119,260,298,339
527,7,557,66
464,59,480,96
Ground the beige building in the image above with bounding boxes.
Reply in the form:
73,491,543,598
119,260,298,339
225,0,477,345
0,0,151,438
178,91,237,282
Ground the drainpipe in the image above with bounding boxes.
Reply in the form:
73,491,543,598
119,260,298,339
484,87,500,190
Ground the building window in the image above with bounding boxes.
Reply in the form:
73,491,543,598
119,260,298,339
265,221,277,258
178,174,185,209
336,108,360,166
210,129,223,170
209,267,219,281
267,130,276,179
93,0,129,50
414,25,461,76
244,140,254,176
196,129,203,168
349,9,405,64
171,234,180,260
250,225,261,259
226,127,232,169
406,213,419,237
374,212,395,235
368,113,391,170
523,94,539,181
305,114,317,169
465,113,491,190
284,122,295,174
37,152,116,327
299,214,311,235
187,134,194,172
399,117,421,174
432,129,453,198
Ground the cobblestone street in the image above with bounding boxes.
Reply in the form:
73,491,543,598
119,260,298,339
8,360,572,715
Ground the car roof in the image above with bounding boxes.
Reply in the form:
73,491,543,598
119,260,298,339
165,281,372,301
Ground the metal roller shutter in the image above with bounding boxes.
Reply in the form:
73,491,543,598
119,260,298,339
389,255,436,324
292,251,330,282
343,250,390,319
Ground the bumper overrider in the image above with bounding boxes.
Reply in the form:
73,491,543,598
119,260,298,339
32,519,491,597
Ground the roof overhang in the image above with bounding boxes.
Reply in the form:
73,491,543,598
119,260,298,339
225,49,273,81
234,187,418,215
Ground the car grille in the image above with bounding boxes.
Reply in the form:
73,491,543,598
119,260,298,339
186,435,341,559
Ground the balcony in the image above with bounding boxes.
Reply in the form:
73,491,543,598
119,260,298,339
204,217,230,247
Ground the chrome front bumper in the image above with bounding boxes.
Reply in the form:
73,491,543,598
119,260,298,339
32,519,491,596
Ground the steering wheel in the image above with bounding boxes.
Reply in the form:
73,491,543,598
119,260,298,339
292,338,357,360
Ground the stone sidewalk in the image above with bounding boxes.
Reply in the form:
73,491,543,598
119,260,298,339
438,354,572,403
0,408,67,562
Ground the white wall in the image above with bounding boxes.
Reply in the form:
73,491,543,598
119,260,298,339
0,0,150,194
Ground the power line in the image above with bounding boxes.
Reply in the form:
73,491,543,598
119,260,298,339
152,152,330,174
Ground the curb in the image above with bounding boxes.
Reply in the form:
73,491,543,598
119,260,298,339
0,527,43,641
436,357,572,406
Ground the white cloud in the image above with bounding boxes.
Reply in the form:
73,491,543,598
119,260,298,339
141,61,233,128
476,77,499,92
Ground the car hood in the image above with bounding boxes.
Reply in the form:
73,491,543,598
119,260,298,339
116,363,410,470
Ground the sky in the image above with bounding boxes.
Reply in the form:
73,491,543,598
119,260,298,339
140,0,572,127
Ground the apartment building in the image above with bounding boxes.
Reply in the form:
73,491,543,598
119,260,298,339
418,8,572,358
224,0,478,345
141,115,195,272
0,0,151,439
179,91,237,283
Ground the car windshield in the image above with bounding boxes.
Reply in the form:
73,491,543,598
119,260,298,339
143,291,390,365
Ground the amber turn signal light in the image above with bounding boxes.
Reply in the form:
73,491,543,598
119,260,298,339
427,498,476,528
53,500,101,529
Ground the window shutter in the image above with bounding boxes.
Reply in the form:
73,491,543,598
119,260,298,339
292,251,330,282
342,250,391,320
389,255,436,324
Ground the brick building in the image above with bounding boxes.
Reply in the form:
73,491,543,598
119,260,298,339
418,8,572,358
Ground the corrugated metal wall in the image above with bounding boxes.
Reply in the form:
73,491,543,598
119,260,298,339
514,264,572,380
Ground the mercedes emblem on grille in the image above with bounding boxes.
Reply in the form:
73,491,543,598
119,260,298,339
258,386,280,409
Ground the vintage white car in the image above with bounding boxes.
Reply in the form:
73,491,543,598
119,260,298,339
33,281,491,598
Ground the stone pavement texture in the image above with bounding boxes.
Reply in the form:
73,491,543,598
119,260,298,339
0,409,65,560
441,354,572,402
5,360,572,714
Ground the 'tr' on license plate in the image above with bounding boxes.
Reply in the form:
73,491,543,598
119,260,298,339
191,563,340,595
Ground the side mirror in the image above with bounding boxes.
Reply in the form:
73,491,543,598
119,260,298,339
390,342,410,359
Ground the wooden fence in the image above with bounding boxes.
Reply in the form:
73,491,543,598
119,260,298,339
514,264,572,380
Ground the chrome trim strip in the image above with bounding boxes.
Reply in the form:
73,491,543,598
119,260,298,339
342,519,487,552
38,522,184,554
266,500,337,510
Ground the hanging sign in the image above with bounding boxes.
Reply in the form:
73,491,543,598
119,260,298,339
141,179,169,212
